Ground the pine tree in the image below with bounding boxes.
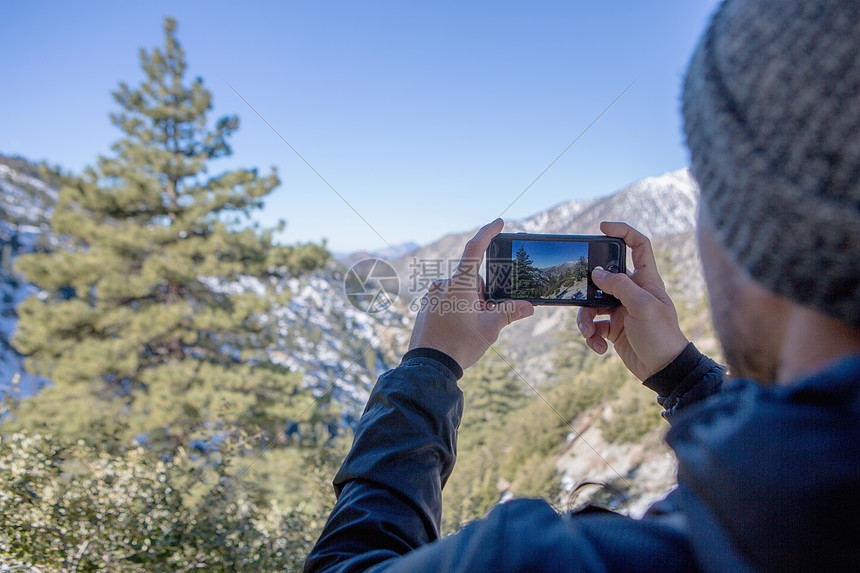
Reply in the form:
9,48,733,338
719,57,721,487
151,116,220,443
511,245,541,298
458,352,527,434
442,351,528,531
11,18,330,451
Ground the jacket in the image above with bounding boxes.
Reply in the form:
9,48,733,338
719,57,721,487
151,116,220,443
305,344,860,572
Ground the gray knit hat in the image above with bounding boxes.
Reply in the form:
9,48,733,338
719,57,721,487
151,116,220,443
683,0,860,329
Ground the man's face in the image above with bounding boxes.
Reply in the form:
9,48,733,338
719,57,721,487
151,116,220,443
697,204,786,383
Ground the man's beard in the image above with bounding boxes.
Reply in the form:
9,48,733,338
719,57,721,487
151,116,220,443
710,296,779,384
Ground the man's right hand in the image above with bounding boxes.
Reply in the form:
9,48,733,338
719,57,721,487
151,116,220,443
577,222,689,381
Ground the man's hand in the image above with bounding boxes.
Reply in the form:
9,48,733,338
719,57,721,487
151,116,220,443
408,219,534,371
577,222,689,381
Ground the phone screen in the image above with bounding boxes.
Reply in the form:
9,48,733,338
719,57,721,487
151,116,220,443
485,233,625,306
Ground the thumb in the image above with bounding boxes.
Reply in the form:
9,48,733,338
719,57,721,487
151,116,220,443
591,267,652,309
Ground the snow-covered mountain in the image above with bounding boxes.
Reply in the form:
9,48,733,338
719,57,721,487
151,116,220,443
197,268,410,425
0,159,57,229
515,168,698,237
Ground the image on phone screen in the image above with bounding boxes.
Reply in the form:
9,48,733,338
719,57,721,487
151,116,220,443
486,234,624,307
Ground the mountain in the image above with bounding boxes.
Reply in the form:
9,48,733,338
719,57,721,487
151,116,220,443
540,260,584,281
313,167,709,410
0,156,58,229
516,168,698,236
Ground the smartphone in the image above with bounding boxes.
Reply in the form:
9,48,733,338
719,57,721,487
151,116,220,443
485,233,626,306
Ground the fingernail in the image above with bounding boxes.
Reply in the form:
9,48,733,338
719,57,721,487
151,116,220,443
578,321,587,336
595,339,607,353
591,266,607,280
517,305,534,319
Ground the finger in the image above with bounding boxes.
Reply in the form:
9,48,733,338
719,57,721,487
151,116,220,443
577,306,599,338
585,331,608,354
599,221,663,287
592,319,612,341
584,318,612,353
588,318,614,354
591,266,655,310
454,219,504,280
577,305,616,338
494,299,534,327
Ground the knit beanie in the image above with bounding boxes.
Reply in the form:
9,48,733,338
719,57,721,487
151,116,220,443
682,0,860,329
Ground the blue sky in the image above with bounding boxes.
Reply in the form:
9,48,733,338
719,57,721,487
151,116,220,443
1,1,721,253
513,239,587,269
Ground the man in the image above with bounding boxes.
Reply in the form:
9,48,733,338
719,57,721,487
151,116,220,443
306,0,860,570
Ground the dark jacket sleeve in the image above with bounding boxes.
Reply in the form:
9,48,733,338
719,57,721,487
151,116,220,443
642,342,726,423
304,354,464,572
